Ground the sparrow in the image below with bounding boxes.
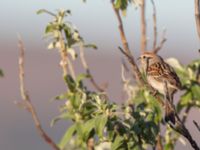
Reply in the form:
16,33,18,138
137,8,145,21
139,52,181,124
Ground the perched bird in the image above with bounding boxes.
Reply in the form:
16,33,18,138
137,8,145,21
139,52,181,124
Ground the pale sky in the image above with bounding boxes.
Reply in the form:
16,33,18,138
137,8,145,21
0,0,199,62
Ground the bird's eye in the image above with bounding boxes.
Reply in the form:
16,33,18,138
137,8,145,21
143,56,146,59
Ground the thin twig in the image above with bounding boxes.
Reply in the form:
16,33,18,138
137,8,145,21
79,43,105,92
182,105,192,124
140,0,147,53
67,58,76,79
170,114,200,150
151,0,157,50
111,1,144,86
150,0,167,54
153,30,167,53
59,32,68,77
155,133,163,150
111,2,130,53
193,120,200,132
18,37,60,150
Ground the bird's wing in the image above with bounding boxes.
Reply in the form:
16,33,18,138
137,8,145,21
147,62,182,89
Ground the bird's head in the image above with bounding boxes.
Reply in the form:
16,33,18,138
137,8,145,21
138,52,162,70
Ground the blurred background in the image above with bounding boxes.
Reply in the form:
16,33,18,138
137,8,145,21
0,0,199,149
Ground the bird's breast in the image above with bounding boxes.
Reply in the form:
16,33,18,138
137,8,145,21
147,76,165,95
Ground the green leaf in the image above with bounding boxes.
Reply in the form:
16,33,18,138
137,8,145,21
0,69,4,77
69,92,82,109
191,84,200,100
76,122,84,137
64,25,72,41
82,119,96,141
164,142,174,150
58,124,77,149
64,75,76,92
36,9,46,15
37,9,56,16
68,48,77,60
51,113,71,127
115,0,128,11
111,135,124,150
95,115,108,138
83,44,98,49
180,91,192,106
76,73,90,85
54,92,68,101
188,59,200,71
114,0,122,9
68,38,77,48
45,23,54,34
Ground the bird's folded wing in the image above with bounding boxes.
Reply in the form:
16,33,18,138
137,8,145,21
147,62,182,89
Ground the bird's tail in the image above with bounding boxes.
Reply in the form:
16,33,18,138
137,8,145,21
165,101,175,124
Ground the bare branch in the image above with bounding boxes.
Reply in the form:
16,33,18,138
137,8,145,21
18,36,27,101
59,32,68,77
18,36,60,150
140,0,147,53
111,1,144,86
153,30,167,54
150,0,167,54
79,43,105,92
67,59,76,79
151,0,157,50
112,3,130,53
182,105,192,124
170,114,200,150
193,120,200,132
155,133,163,150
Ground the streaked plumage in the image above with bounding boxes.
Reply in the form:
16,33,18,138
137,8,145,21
139,52,181,124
